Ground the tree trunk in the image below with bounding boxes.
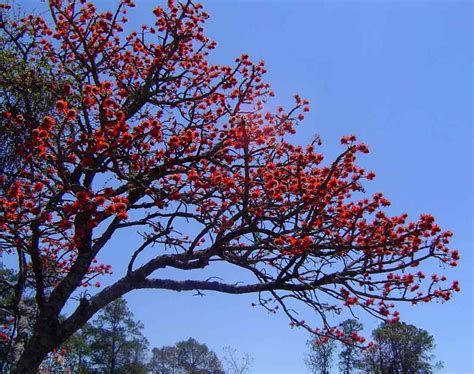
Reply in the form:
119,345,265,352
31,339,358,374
10,299,31,368
10,316,61,374
10,336,53,374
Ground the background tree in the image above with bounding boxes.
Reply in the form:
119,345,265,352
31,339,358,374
0,1,460,372
175,338,224,374
361,322,442,374
305,337,337,374
149,338,223,374
149,345,180,374
60,322,95,373
120,333,149,374
339,319,364,374
87,298,148,374
221,346,253,374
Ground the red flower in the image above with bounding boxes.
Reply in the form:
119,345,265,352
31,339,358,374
66,109,77,120
101,80,113,91
41,116,55,131
56,100,68,112
116,211,128,220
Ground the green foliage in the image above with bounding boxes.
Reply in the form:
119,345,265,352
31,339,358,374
62,298,149,374
361,322,442,374
88,298,148,373
306,320,442,374
305,338,337,374
149,338,224,374
339,319,364,374
60,323,95,373
149,346,180,374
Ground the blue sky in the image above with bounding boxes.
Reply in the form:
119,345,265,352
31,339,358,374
17,0,473,372
130,1,473,372
131,1,473,372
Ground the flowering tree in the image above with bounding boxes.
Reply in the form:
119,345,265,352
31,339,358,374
0,1,460,372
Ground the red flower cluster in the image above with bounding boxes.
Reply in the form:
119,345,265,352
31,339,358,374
0,0,460,362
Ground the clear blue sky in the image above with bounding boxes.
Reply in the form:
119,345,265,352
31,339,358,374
18,0,473,372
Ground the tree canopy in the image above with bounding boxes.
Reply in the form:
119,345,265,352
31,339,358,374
41,297,148,374
86,298,148,373
0,1,460,372
305,336,336,374
306,320,442,374
150,338,224,374
362,322,441,374
338,319,364,374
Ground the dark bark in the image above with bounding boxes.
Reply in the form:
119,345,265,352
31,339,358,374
10,317,61,374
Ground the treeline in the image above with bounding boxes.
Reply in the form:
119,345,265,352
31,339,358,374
0,267,250,373
305,319,442,374
2,293,443,374
0,273,442,374
35,298,251,374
